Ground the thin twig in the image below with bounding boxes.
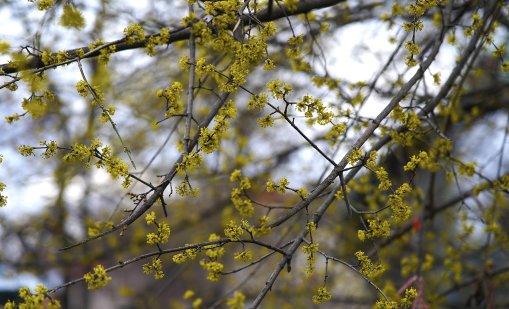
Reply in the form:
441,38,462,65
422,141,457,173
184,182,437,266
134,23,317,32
184,3,197,152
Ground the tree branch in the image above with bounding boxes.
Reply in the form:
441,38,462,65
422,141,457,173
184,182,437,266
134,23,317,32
60,93,230,250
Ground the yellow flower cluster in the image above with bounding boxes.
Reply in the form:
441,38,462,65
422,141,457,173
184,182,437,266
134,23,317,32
200,235,226,282
32,0,54,10
311,75,339,90
247,93,269,111
464,12,483,37
405,149,442,173
381,2,405,26
123,23,146,45
311,287,332,304
59,4,85,29
500,62,509,73
17,72,53,119
390,130,415,147
407,0,440,18
176,180,200,196
172,245,198,264
205,233,225,259
495,174,509,191
145,211,156,224
375,167,392,191
348,148,363,165
224,220,244,240
400,254,419,277
19,139,132,185
302,243,319,276
0,41,9,54
392,106,421,133
40,49,73,65
145,28,170,56
17,145,35,157
355,251,386,280
458,161,476,177
76,79,107,104
400,1,441,66
3,285,60,309
365,151,393,191
373,300,397,309
325,123,346,144
358,218,391,241
226,291,245,309
399,288,418,307
404,41,420,55
198,100,237,153
283,0,299,11
183,289,195,299
157,81,184,118
83,264,112,289
215,99,238,142
266,177,289,194
181,11,197,27
203,0,241,29
231,216,272,237
195,57,216,77
192,298,202,309
143,257,165,279
297,95,334,124
176,152,204,175
61,140,130,186
87,39,105,52
404,151,428,171
285,34,310,72
20,70,46,92
183,0,276,92
86,219,114,237
433,72,441,85
99,105,116,123
257,114,275,128
200,260,224,282
197,127,219,153
306,221,317,233
233,250,253,262
296,187,309,199
5,113,20,123
263,58,276,70
20,96,47,119
253,215,272,236
388,183,412,224
230,170,254,217
267,80,293,100
391,2,405,16
401,254,434,277
374,288,417,309
98,45,116,64
444,246,463,283
146,221,171,245
0,178,6,207
75,80,88,96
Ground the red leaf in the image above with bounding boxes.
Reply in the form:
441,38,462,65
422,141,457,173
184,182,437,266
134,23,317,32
412,216,421,233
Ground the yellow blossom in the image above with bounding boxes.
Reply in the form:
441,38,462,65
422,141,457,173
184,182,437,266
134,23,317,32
59,4,85,29
312,287,332,304
226,291,245,309
83,265,112,289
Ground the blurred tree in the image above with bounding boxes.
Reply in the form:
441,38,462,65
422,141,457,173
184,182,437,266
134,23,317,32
0,0,509,308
